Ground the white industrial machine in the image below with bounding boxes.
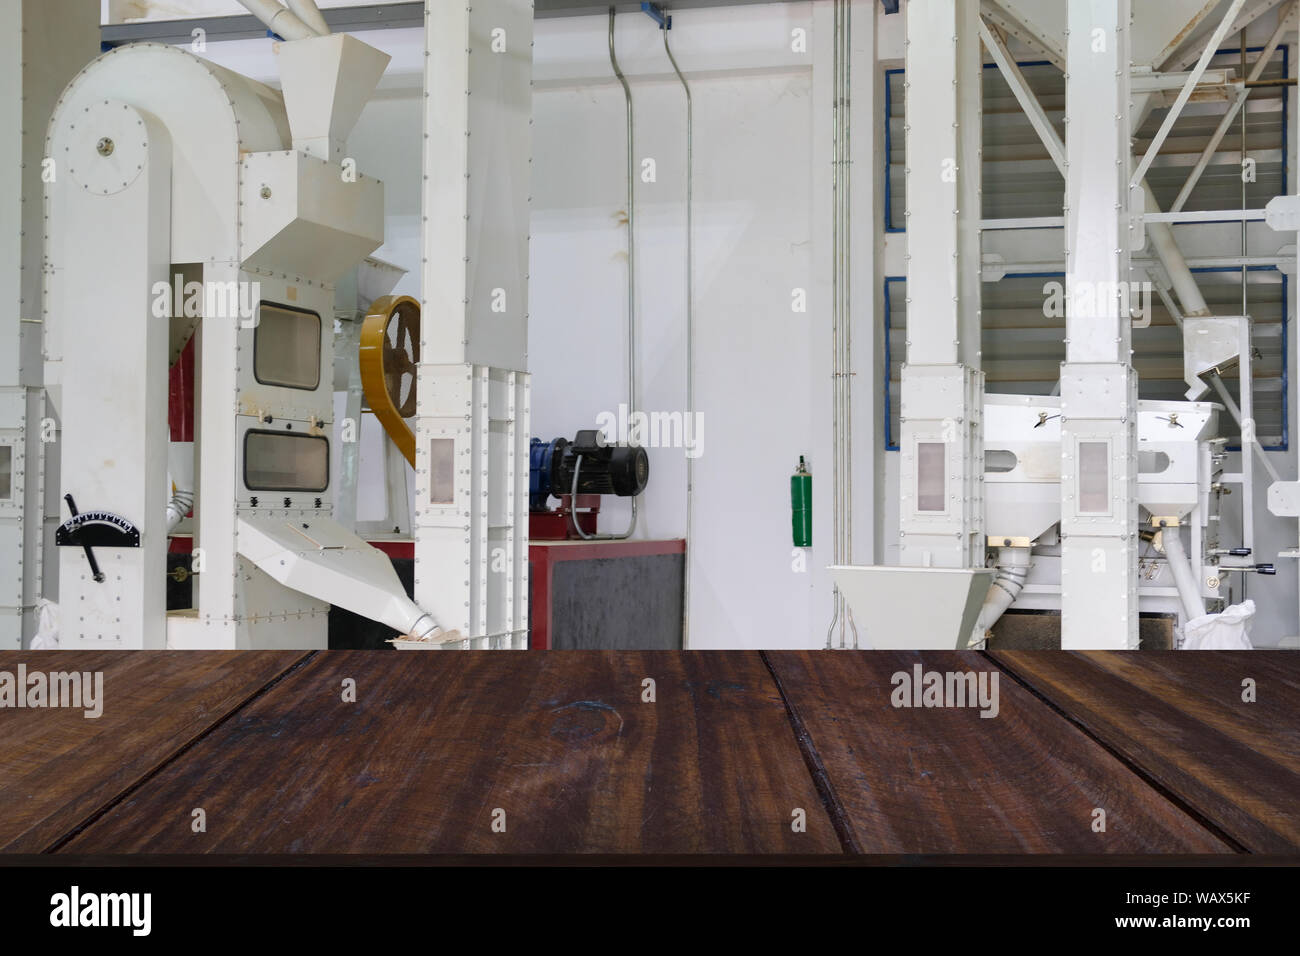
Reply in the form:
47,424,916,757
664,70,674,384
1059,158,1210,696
833,0,1300,650
42,30,445,649
8,0,1297,652
34,0,534,650
834,392,1228,648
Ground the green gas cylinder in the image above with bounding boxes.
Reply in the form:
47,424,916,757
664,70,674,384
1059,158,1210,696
791,456,812,547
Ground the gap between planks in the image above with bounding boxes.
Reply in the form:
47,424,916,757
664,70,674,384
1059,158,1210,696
42,651,321,854
983,650,1250,854
759,650,863,854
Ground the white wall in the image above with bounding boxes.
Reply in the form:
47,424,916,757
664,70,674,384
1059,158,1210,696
529,5,847,649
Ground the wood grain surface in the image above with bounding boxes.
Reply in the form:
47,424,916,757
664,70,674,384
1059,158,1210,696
0,651,308,852
56,651,842,854
762,651,1234,854
5,649,1294,857
991,651,1300,853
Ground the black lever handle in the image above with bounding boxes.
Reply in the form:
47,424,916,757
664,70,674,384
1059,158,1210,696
64,494,105,583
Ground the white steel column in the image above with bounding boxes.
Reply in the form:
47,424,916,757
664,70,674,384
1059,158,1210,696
417,1,532,648
45,106,172,649
0,2,96,647
0,2,25,649
1060,0,1139,649
899,0,984,570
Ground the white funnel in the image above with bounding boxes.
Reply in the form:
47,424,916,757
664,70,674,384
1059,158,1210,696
356,257,407,312
830,565,996,649
237,515,437,639
277,33,390,161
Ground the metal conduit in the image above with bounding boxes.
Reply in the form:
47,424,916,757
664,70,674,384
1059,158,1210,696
661,11,695,646
826,0,856,648
574,7,639,541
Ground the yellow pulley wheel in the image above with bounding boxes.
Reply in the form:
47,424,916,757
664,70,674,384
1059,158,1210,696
360,294,419,468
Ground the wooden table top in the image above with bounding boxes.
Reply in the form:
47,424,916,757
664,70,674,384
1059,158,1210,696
1,649,1294,857
0,651,308,853
990,651,1300,853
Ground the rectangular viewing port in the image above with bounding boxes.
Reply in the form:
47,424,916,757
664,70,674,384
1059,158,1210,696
1078,440,1111,514
0,445,10,500
244,430,329,492
254,302,321,390
429,438,455,505
916,441,947,512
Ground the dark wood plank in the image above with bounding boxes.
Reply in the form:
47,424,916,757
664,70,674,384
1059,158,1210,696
991,650,1300,853
59,651,842,854
764,651,1233,854
0,651,309,852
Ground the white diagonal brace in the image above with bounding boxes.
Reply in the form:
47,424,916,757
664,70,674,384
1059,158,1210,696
1131,0,1247,189
1171,0,1299,212
981,0,1066,70
979,17,1065,176
1168,0,1287,70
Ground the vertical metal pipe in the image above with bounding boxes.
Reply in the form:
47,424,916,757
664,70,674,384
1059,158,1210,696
826,0,841,648
662,13,694,646
1237,29,1248,319
842,1,856,647
579,6,637,542
610,8,636,426
822,0,856,648
1240,26,1254,568
826,0,846,648
833,0,843,647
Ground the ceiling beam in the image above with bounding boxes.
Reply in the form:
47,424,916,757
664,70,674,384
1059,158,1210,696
101,0,812,47
102,2,425,46
536,0,809,14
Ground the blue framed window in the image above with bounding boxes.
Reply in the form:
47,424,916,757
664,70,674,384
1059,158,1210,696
884,46,1289,232
884,268,1289,453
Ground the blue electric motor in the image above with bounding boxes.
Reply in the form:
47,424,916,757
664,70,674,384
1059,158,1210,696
529,431,649,511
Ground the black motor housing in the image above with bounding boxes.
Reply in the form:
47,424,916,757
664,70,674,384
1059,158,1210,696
550,429,649,500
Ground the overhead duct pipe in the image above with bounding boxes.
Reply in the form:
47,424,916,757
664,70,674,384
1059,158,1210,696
286,0,331,36
236,0,320,40
1141,182,1211,318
